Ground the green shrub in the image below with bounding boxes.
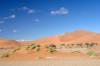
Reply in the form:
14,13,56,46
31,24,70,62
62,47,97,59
87,50,97,57
29,44,37,49
46,44,56,53
29,44,40,51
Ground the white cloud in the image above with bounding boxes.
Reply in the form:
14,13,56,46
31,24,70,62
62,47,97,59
3,14,16,20
28,9,35,14
3,17,9,20
9,14,16,19
22,6,29,10
18,6,35,14
16,39,32,41
34,19,40,22
0,29,2,32
2,6,36,22
0,21,4,24
50,7,68,15
18,6,29,11
12,29,17,33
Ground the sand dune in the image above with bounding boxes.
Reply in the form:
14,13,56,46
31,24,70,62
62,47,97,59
1,29,100,46
0,39,20,47
33,29,100,45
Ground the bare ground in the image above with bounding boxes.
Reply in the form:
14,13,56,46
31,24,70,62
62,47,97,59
0,57,100,66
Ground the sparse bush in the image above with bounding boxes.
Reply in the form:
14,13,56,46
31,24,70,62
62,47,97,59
46,44,56,53
35,47,40,51
29,43,37,49
11,46,21,53
72,50,81,53
29,43,40,52
34,45,40,52
0,53,10,58
36,56,43,60
60,44,65,46
22,46,30,50
87,50,97,57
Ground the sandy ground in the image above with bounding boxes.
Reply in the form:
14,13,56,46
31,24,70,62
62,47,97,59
0,57,100,66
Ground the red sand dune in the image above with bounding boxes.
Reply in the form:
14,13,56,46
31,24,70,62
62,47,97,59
1,29,100,46
19,41,33,46
33,29,100,45
0,39,20,47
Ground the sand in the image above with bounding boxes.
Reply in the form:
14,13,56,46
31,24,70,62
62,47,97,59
0,57,100,66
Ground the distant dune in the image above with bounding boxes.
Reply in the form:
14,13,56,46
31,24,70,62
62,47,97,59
0,29,100,50
0,39,20,47
0,29,100,46
33,29,100,45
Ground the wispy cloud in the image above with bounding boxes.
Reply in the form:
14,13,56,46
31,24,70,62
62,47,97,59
3,17,9,20
0,29,2,32
0,21,4,24
50,7,68,15
3,14,16,20
12,29,17,33
28,9,35,14
34,19,40,22
9,14,16,19
0,6,36,26
18,6,29,11
20,6,29,10
2,6,36,21
18,6,35,14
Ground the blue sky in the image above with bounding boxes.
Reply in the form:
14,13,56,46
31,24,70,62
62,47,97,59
0,0,100,40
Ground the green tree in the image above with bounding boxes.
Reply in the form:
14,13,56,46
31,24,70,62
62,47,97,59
46,44,56,53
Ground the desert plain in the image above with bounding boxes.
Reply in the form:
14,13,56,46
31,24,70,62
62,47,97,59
0,30,100,66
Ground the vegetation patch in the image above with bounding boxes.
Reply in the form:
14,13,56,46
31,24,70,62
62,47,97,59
87,50,97,57
46,44,56,53
0,53,10,58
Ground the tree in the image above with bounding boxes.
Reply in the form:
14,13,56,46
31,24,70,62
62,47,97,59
46,44,56,53
29,43,37,49
35,45,40,51
71,44,75,48
90,42,98,47
85,43,90,48
29,43,40,52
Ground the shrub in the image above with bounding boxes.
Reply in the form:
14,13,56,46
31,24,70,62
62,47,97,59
87,50,97,57
29,44,40,52
11,46,21,53
72,51,81,53
29,44,37,49
35,47,40,52
22,46,30,50
0,53,10,58
46,44,56,53
60,44,65,46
